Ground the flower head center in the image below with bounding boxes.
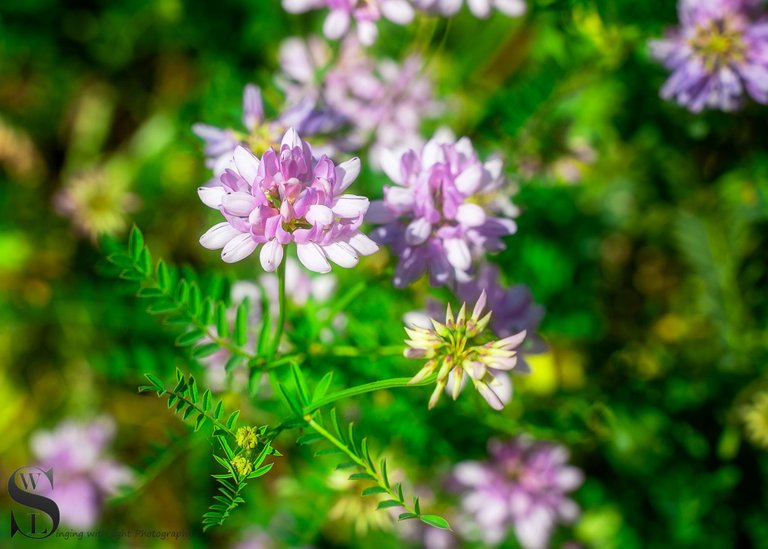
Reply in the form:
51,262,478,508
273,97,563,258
690,18,746,71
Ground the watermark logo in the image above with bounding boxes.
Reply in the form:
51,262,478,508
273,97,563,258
8,466,60,539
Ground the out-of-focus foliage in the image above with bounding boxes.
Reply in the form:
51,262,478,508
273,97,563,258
2,0,768,547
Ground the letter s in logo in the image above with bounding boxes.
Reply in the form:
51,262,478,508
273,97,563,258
8,466,60,538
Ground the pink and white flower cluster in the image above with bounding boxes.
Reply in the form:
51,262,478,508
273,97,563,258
198,128,378,273
414,0,526,18
367,130,517,288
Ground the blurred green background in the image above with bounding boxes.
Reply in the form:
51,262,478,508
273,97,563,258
2,0,768,547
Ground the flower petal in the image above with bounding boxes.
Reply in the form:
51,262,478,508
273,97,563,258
331,195,369,218
323,10,350,40
200,222,241,250
444,238,472,271
405,218,432,245
259,239,284,272
382,0,414,25
456,203,487,227
305,204,334,226
334,157,361,193
297,242,331,273
233,146,260,185
322,242,359,268
454,164,483,194
221,233,258,263
222,192,256,216
198,186,226,209
347,233,379,256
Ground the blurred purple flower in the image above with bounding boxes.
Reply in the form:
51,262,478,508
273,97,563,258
282,0,415,45
367,130,517,288
277,36,441,166
450,437,583,549
650,0,768,112
30,417,133,529
198,128,378,273
414,0,525,18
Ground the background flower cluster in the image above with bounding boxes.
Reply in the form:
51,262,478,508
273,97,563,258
2,0,768,547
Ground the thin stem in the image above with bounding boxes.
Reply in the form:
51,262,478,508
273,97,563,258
306,418,418,516
305,374,437,414
270,259,287,359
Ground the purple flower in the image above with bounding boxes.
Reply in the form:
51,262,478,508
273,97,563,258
282,0,415,45
650,0,768,112
193,85,282,176
30,417,134,529
198,128,378,273
277,36,441,166
367,130,517,288
414,0,525,18
450,437,583,549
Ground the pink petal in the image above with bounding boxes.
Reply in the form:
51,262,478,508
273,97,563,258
444,238,472,271
455,164,483,194
334,157,361,193
382,0,415,24
323,10,350,40
233,146,260,185
405,218,432,245
456,203,487,227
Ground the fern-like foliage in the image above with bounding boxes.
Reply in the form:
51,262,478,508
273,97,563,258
108,226,272,373
279,365,451,531
140,370,279,530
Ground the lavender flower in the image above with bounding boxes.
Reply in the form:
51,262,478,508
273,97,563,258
414,0,525,18
367,130,517,288
282,0,415,45
30,417,134,528
198,128,378,273
450,437,583,549
650,0,768,112
405,290,526,410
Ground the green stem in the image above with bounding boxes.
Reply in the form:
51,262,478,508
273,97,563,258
305,374,437,414
270,259,287,359
306,418,418,516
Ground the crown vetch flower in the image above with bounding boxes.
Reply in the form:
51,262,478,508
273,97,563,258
450,437,583,549
198,128,379,273
650,0,768,112
282,0,415,45
404,290,526,410
31,417,134,529
368,131,517,288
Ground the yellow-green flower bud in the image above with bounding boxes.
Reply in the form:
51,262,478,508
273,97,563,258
236,426,259,450
232,455,253,477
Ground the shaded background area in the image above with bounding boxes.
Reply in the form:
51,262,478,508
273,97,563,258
2,0,768,547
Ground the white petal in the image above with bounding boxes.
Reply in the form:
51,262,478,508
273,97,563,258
444,238,471,271
281,127,302,149
222,192,256,216
323,10,350,40
476,383,505,410
454,164,483,194
334,157,361,193
497,330,527,349
200,222,241,250
221,233,257,263
347,233,379,256
306,204,334,226
282,0,317,13
297,242,332,273
322,242,359,268
386,187,415,210
495,0,527,16
382,0,415,24
198,186,226,209
357,20,378,46
380,148,404,184
233,146,260,184
405,218,432,245
331,195,369,218
259,239,284,272
456,203,486,227
467,0,491,18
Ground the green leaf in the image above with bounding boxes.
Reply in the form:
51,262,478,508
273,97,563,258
335,462,358,470
296,433,325,445
362,486,388,496
195,414,206,432
176,329,204,347
248,463,273,478
192,343,219,358
226,410,240,431
377,500,402,510
419,515,451,530
234,300,249,346
139,247,152,275
380,459,390,488
137,287,164,298
189,284,202,317
144,373,165,391
202,389,212,411
147,299,177,314
398,513,418,521
314,447,344,456
291,363,310,406
129,226,144,261
348,473,375,481
312,371,334,402
188,376,199,403
278,384,303,417
216,302,229,339
156,260,171,290
213,400,223,419
172,376,187,395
